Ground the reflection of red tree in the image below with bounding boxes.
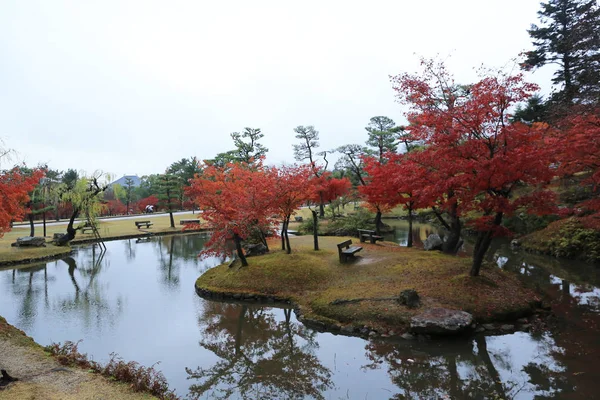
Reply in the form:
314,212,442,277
187,303,332,399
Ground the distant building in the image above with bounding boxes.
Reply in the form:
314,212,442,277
110,175,142,188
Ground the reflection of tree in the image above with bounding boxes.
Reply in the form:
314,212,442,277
186,303,333,399
57,245,122,330
156,236,180,290
8,263,49,330
124,238,136,260
364,334,567,399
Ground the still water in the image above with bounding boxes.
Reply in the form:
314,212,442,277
1,228,600,399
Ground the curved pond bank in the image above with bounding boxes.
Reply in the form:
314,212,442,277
1,228,600,398
194,236,540,338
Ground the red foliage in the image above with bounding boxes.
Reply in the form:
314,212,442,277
270,164,315,220
390,60,556,235
0,167,45,237
105,199,127,216
137,195,159,213
554,109,600,218
360,157,404,214
320,177,352,203
186,161,277,258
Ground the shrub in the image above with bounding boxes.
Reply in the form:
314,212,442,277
45,341,179,400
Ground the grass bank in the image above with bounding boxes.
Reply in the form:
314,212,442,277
0,316,160,400
521,217,600,263
0,213,204,266
196,236,538,335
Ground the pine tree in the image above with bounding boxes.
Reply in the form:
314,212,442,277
157,174,181,228
524,0,600,105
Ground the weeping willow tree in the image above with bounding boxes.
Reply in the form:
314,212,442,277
56,175,107,246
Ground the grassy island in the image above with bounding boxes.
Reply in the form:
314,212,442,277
195,236,539,335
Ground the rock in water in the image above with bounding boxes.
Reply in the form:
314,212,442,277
11,236,46,247
423,234,443,251
410,308,474,335
398,289,420,308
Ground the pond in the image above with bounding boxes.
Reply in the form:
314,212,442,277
1,229,600,399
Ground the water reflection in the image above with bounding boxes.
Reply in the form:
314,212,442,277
187,302,333,399
2,232,600,398
364,332,570,399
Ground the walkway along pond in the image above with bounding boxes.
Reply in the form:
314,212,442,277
1,225,600,399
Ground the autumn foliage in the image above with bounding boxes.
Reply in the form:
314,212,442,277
554,108,600,228
0,166,45,237
388,60,556,275
187,161,278,266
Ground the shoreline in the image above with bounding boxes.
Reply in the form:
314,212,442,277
0,228,209,268
194,236,541,340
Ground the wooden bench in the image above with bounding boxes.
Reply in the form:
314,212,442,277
180,219,200,225
357,229,384,244
337,240,363,263
135,221,153,229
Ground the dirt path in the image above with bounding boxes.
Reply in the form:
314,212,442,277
0,318,156,400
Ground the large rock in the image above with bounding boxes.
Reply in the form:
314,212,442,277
410,308,474,335
423,234,443,251
398,289,420,308
243,243,268,257
11,237,46,248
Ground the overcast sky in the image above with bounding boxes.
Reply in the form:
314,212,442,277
0,0,555,180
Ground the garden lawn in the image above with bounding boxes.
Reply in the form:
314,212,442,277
0,213,203,265
196,236,538,333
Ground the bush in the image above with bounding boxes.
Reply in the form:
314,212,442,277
45,341,179,400
502,212,559,235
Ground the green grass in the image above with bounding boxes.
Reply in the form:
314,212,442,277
197,236,538,332
0,212,202,265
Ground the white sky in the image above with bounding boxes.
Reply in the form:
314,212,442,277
0,0,555,179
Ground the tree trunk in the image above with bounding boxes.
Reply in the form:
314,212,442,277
374,209,383,235
442,213,462,254
285,216,292,254
319,193,325,218
168,208,175,228
311,210,319,251
56,208,80,246
43,211,47,237
233,233,248,267
407,206,413,248
29,213,35,237
470,212,503,277
281,217,288,251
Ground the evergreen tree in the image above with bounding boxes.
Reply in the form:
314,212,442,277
523,0,600,105
365,116,397,162
157,173,181,228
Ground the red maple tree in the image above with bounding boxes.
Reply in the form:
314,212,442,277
187,161,276,266
270,164,314,253
554,109,600,228
391,59,556,276
0,166,45,237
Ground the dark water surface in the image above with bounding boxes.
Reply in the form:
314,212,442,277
1,229,600,399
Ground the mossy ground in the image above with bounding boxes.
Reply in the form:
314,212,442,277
196,236,538,333
521,217,600,263
0,212,202,265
